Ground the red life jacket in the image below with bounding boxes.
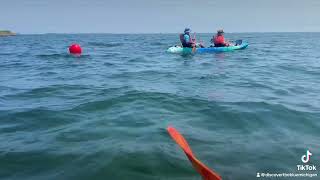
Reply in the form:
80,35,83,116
179,34,186,44
214,35,226,46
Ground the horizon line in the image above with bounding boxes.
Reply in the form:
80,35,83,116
13,31,320,35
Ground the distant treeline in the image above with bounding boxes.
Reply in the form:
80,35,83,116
0,30,16,36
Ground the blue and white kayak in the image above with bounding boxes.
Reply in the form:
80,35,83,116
167,42,249,54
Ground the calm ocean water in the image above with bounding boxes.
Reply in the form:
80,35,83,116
0,33,319,180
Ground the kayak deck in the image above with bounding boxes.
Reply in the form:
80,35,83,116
167,43,249,54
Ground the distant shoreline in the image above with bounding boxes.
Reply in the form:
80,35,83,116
0,30,16,36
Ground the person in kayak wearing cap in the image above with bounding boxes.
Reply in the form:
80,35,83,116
213,29,230,47
180,28,196,48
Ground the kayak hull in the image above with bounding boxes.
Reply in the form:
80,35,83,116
167,43,249,54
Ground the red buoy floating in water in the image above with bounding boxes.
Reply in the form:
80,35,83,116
69,44,82,56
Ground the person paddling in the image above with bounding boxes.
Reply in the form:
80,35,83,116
180,28,196,48
213,29,230,47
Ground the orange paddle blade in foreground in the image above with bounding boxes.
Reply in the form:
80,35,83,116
167,126,222,180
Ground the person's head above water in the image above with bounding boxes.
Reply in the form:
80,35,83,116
184,28,191,34
217,29,224,35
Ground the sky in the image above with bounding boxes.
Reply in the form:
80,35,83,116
0,0,320,34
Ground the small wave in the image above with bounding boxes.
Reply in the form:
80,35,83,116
0,52,15,56
88,42,124,47
4,84,92,99
149,42,167,46
36,53,71,59
36,71,58,76
100,52,122,58
104,62,115,66
68,90,320,130
71,90,217,113
0,108,78,132
128,57,147,63
36,53,91,60
109,70,173,79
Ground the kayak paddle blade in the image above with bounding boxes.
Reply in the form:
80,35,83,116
167,126,194,155
167,126,222,180
192,46,197,53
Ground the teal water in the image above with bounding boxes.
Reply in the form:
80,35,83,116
0,33,319,180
